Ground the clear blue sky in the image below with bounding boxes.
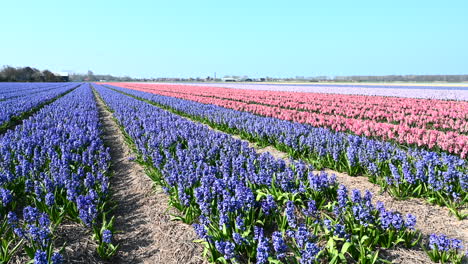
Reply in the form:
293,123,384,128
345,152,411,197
1,0,467,78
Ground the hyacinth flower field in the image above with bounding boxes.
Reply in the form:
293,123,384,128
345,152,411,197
0,82,467,263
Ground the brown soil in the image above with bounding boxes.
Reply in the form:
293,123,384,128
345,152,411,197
10,220,102,263
55,221,102,263
94,91,206,264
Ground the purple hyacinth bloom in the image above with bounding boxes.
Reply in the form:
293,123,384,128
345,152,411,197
218,211,229,228
363,190,373,205
428,233,463,253
272,231,288,259
376,201,385,213
28,223,50,247
261,195,277,215
7,211,18,227
405,214,417,230
352,203,374,227
223,241,236,260
351,189,361,203
199,215,211,225
28,225,41,242
300,242,321,264
51,252,63,264
256,236,270,264
34,182,43,201
39,213,50,227
286,229,295,238
303,200,318,218
367,162,378,175
23,206,40,224
389,163,401,185
323,219,332,231
193,224,208,239
101,176,109,194
14,227,26,238
235,215,245,231
233,232,244,245
285,200,297,228
45,192,55,206
34,250,48,264
76,194,98,226
402,162,415,184
346,145,357,167
215,240,236,260
25,179,34,193
333,223,349,239
337,185,348,205
0,188,12,206
308,171,335,191
334,185,348,216
451,239,463,250
379,209,405,230
295,225,312,249
254,226,264,242
84,173,96,188
324,220,349,240
429,234,451,251
103,229,112,243
391,213,404,230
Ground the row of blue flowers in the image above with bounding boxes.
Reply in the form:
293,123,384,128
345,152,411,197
0,83,72,101
0,83,78,129
93,84,468,263
0,83,74,101
104,84,468,220
0,84,116,263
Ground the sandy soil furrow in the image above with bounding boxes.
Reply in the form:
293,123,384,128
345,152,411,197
94,91,205,264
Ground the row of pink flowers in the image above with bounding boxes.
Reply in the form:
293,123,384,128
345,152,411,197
107,83,468,158
139,84,467,134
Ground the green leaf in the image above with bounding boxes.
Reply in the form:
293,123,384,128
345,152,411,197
216,257,228,264
341,242,352,254
24,246,35,259
360,235,370,244
255,219,265,225
267,257,283,264
371,250,380,264
329,254,339,264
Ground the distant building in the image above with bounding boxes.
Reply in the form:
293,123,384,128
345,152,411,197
222,77,237,82
55,72,70,82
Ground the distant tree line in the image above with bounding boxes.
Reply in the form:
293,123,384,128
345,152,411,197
0,66,66,82
69,71,145,82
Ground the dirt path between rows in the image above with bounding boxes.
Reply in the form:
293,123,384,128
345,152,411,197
94,91,205,264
